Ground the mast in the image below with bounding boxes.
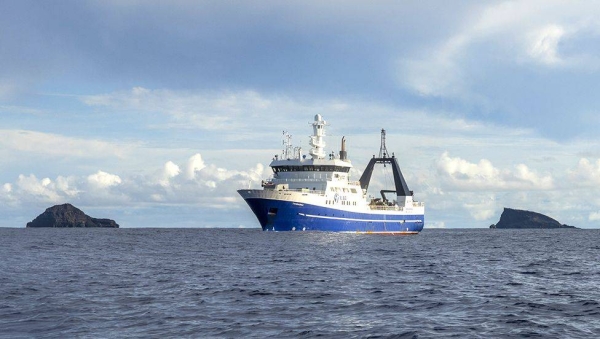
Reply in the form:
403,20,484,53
309,114,327,159
379,129,388,158
282,131,293,159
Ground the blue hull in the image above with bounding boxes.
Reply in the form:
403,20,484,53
244,198,424,234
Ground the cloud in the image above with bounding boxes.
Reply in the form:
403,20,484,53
160,161,181,187
430,153,600,225
87,170,122,189
11,174,72,204
589,211,600,221
82,88,274,131
425,221,446,229
568,158,600,187
79,87,391,145
528,25,565,65
462,195,497,221
0,153,265,210
186,153,206,180
399,35,469,97
437,152,554,191
129,154,265,207
0,129,134,159
398,1,600,99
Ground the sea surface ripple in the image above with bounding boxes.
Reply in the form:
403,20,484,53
0,228,599,338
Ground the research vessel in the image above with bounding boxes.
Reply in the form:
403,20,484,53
238,115,425,234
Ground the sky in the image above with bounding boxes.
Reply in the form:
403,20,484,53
2,0,600,228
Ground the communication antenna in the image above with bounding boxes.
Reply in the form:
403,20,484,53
378,129,389,158
282,131,293,159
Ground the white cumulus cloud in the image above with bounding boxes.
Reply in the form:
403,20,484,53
1,152,266,210
568,158,600,187
87,170,122,189
15,174,63,203
159,161,181,187
164,161,180,178
437,152,553,191
186,153,206,180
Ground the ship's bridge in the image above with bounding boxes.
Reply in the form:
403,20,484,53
270,158,352,173
267,158,352,190
264,114,353,191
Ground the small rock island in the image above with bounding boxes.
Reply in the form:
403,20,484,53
490,207,576,229
27,203,119,228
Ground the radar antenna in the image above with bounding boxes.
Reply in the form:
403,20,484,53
378,129,388,158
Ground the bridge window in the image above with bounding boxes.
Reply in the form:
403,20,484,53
272,165,350,173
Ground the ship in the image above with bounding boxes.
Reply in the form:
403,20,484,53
237,114,425,234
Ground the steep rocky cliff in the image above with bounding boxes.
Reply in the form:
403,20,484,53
26,204,119,228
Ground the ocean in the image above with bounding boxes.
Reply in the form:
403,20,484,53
0,228,599,338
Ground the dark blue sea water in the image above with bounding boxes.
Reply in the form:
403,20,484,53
0,228,599,338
